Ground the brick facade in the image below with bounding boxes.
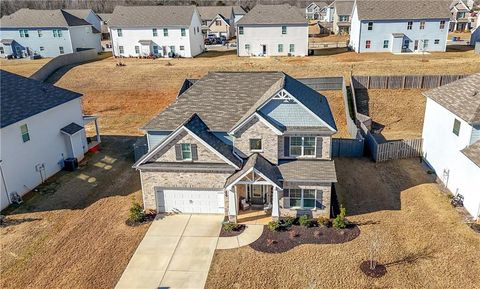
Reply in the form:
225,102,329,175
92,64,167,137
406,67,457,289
279,182,332,218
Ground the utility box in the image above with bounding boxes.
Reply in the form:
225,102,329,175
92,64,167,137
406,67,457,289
63,158,78,171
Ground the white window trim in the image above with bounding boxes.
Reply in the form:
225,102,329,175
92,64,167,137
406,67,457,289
181,143,192,161
289,136,316,157
249,138,263,152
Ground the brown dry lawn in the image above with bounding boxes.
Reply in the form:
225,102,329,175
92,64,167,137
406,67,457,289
366,89,426,140
0,58,50,77
0,137,149,289
206,158,480,289
1,49,474,136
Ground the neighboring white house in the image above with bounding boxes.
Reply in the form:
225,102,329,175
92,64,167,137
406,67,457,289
109,6,204,58
236,4,308,57
0,8,101,58
0,70,101,210
64,9,102,32
349,0,450,53
449,0,475,31
305,2,329,20
422,73,480,220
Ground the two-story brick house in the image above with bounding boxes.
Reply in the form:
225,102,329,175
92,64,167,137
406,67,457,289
134,72,338,222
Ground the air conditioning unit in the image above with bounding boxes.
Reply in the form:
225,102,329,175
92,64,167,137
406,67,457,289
63,158,78,172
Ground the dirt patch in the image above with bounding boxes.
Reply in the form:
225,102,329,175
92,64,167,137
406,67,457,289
356,89,426,140
360,261,387,278
219,224,246,237
206,159,480,289
249,225,360,253
0,137,149,289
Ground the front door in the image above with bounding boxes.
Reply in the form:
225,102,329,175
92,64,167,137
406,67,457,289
414,40,419,51
262,44,267,55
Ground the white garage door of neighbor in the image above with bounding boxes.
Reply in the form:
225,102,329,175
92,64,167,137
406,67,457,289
156,188,225,214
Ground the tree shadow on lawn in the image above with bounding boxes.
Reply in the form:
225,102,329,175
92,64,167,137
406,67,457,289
334,158,436,216
384,246,437,267
3,135,142,216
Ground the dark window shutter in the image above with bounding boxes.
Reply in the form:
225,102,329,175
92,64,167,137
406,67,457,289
191,144,198,160
284,136,290,157
316,137,323,158
175,144,182,160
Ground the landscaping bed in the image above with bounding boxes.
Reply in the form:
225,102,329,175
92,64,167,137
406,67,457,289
249,224,359,253
219,224,246,237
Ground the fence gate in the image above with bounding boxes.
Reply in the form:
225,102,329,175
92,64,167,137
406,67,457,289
332,138,365,157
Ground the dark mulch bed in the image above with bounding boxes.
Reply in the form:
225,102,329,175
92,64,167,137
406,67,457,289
470,223,480,234
360,261,387,278
249,224,360,253
219,224,246,237
125,213,156,227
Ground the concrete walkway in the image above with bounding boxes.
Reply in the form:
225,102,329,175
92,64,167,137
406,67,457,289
216,224,264,250
115,214,223,289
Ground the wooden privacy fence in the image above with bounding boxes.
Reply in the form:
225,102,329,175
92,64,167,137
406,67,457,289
352,74,466,90
299,76,344,90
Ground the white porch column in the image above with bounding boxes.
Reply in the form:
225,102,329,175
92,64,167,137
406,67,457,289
272,187,280,221
94,119,101,143
228,188,237,223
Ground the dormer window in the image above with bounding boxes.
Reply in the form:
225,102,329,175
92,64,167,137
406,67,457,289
249,139,262,151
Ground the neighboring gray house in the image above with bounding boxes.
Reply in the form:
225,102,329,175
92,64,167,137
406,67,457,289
0,8,101,58
333,0,355,34
97,13,112,50
63,9,102,32
134,71,338,222
349,0,450,53
233,5,247,24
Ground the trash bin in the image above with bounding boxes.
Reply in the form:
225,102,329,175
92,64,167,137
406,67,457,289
64,158,78,171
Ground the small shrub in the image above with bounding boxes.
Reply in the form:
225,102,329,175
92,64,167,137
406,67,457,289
282,216,297,227
223,222,238,232
446,192,454,199
288,230,299,238
129,196,145,223
299,215,312,227
317,216,332,227
267,220,280,231
333,205,348,229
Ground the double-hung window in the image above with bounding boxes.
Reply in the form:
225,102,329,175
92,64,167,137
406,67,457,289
420,21,425,30
423,39,429,49
285,189,318,209
215,20,222,26
439,20,445,29
278,44,283,52
117,29,123,37
20,124,30,142
339,15,349,22
181,28,186,36
365,40,371,49
163,28,168,36
119,46,124,54
245,44,250,50
181,143,192,160
152,28,158,36
59,46,64,54
290,136,316,157
367,22,373,30
407,21,413,30
383,40,389,48
134,46,140,54
239,26,244,35
53,29,62,37
289,44,295,53
19,29,29,37
282,26,287,34
37,30,42,37
434,39,440,45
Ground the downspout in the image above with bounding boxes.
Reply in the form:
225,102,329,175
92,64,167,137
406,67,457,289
0,160,11,205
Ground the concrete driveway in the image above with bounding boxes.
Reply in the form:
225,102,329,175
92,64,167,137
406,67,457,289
115,214,223,289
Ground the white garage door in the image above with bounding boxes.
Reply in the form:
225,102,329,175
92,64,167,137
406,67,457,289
155,188,225,214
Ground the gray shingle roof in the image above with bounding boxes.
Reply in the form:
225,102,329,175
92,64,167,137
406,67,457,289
232,6,247,15
278,160,337,182
143,71,336,133
1,70,82,128
109,6,196,27
423,73,480,125
236,4,307,25
0,9,92,28
60,122,84,135
335,0,355,16
461,140,480,167
355,0,451,20
226,153,282,187
197,6,234,20
98,13,112,22
63,9,95,20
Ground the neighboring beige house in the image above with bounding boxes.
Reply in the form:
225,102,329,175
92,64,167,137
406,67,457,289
197,6,235,38
134,71,338,223
449,0,474,31
333,0,355,34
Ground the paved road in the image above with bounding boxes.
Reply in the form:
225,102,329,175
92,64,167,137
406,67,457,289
115,214,223,289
